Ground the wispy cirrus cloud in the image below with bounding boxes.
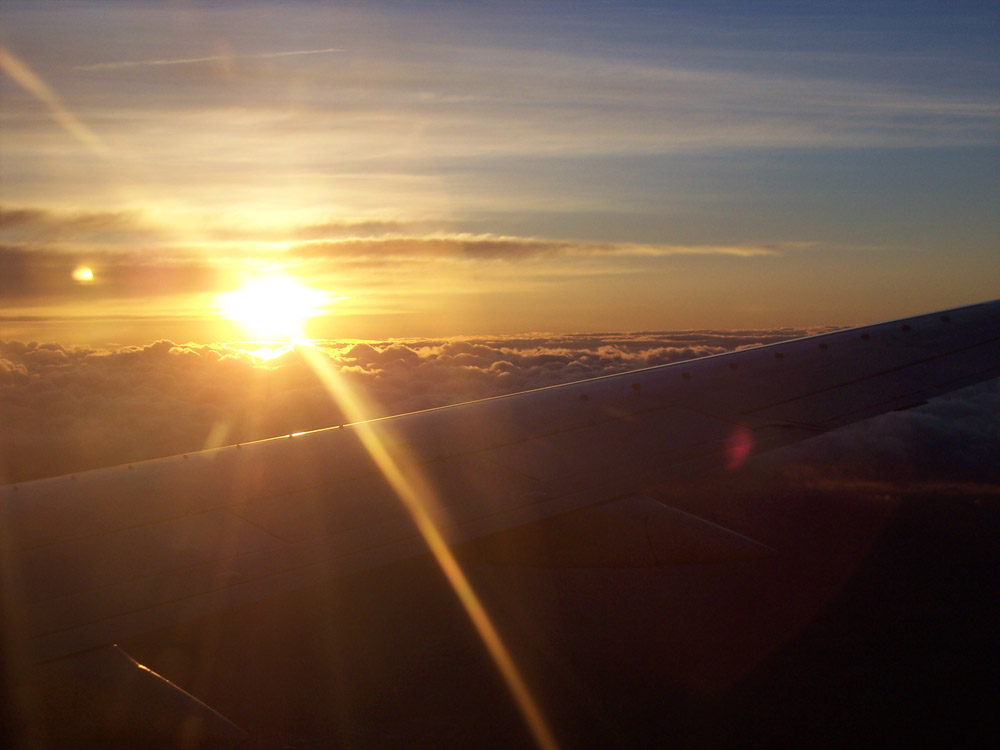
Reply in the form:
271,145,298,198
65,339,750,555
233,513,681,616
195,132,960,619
0,231,818,301
0,206,423,246
291,235,803,260
0,207,146,244
75,46,343,71
0,206,821,263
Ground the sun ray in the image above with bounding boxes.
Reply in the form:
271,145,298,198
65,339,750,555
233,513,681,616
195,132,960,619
296,344,559,750
0,43,107,155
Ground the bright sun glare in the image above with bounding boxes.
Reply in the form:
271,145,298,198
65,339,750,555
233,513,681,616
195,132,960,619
217,276,330,341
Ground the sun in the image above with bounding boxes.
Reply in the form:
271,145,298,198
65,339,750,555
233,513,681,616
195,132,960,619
217,276,329,340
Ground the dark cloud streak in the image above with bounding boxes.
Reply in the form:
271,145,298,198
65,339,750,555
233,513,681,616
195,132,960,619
0,246,220,299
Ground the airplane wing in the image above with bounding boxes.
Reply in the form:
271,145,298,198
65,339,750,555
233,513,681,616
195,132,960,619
3,298,999,739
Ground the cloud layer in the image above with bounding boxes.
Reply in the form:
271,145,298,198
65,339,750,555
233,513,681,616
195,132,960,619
3,332,996,487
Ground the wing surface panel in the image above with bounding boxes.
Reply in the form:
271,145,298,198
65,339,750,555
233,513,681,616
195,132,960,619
19,508,283,602
482,406,734,483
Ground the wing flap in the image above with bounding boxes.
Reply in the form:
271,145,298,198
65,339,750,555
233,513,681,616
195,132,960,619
29,645,246,742
458,495,773,568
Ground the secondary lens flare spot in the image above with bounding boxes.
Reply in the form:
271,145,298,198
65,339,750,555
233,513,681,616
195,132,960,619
216,276,331,340
724,424,755,470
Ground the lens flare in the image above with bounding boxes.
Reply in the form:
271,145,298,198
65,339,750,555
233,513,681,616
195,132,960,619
724,424,754,470
296,344,559,750
0,43,107,155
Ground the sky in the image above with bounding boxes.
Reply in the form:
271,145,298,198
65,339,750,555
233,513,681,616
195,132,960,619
1,0,997,345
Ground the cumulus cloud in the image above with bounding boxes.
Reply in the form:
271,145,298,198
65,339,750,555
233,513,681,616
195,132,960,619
2,331,997,487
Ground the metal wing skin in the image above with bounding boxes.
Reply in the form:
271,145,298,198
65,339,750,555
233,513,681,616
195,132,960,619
3,299,999,671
